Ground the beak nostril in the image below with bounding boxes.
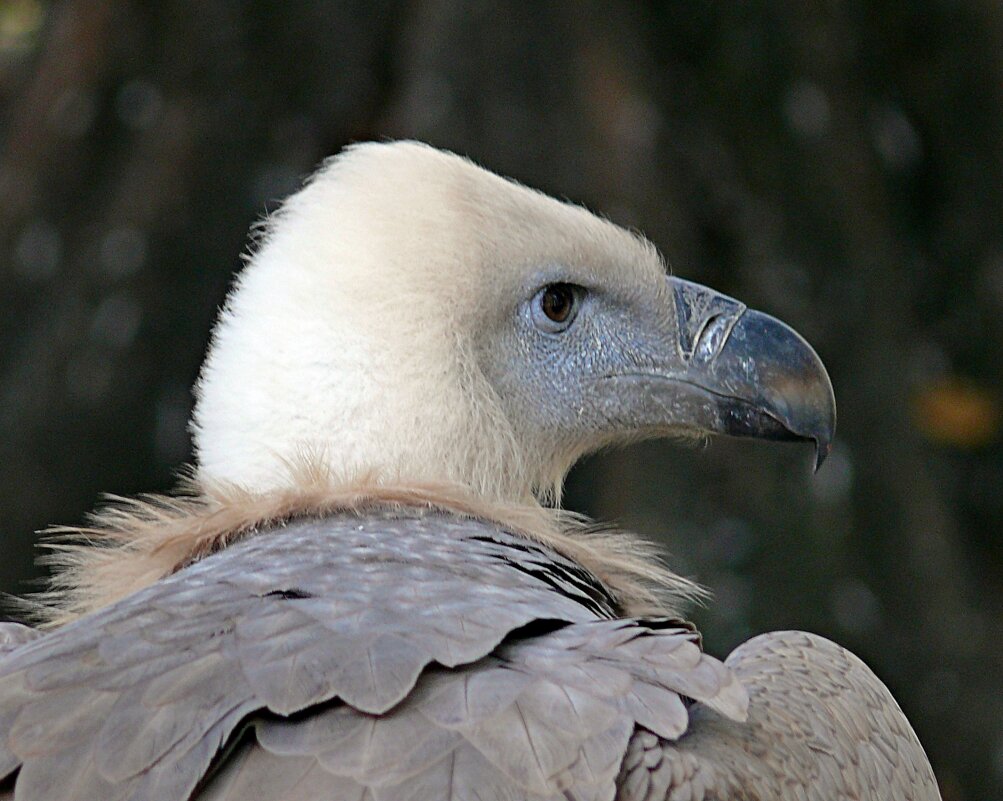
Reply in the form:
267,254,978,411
693,312,737,363
670,277,747,361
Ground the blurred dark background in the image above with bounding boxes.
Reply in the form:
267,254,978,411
0,1,1000,798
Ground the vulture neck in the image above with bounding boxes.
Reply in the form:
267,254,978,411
37,466,699,629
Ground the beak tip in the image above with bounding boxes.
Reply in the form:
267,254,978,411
813,439,832,473
811,379,837,473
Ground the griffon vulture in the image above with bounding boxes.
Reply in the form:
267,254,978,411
0,142,940,800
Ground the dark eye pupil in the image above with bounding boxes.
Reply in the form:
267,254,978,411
541,284,574,323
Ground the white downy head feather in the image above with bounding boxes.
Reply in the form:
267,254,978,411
192,141,663,504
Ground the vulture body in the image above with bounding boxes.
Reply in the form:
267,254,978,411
0,142,939,800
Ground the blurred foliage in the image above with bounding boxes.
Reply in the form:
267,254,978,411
913,378,999,448
0,1,1000,798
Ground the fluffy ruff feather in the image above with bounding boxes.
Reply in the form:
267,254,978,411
29,461,702,629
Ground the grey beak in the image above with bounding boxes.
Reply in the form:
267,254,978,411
666,276,836,469
597,277,835,470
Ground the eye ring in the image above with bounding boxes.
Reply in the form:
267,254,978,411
531,283,581,333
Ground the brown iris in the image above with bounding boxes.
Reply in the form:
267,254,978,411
540,283,575,323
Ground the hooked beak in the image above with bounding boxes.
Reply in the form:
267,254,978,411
600,276,836,470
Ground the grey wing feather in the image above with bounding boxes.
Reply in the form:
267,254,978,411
615,630,942,800
0,513,938,801
0,512,632,800
196,619,743,801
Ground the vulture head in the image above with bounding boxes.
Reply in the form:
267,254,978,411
193,141,834,506
39,140,838,623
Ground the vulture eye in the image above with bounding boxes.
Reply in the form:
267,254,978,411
532,283,580,332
